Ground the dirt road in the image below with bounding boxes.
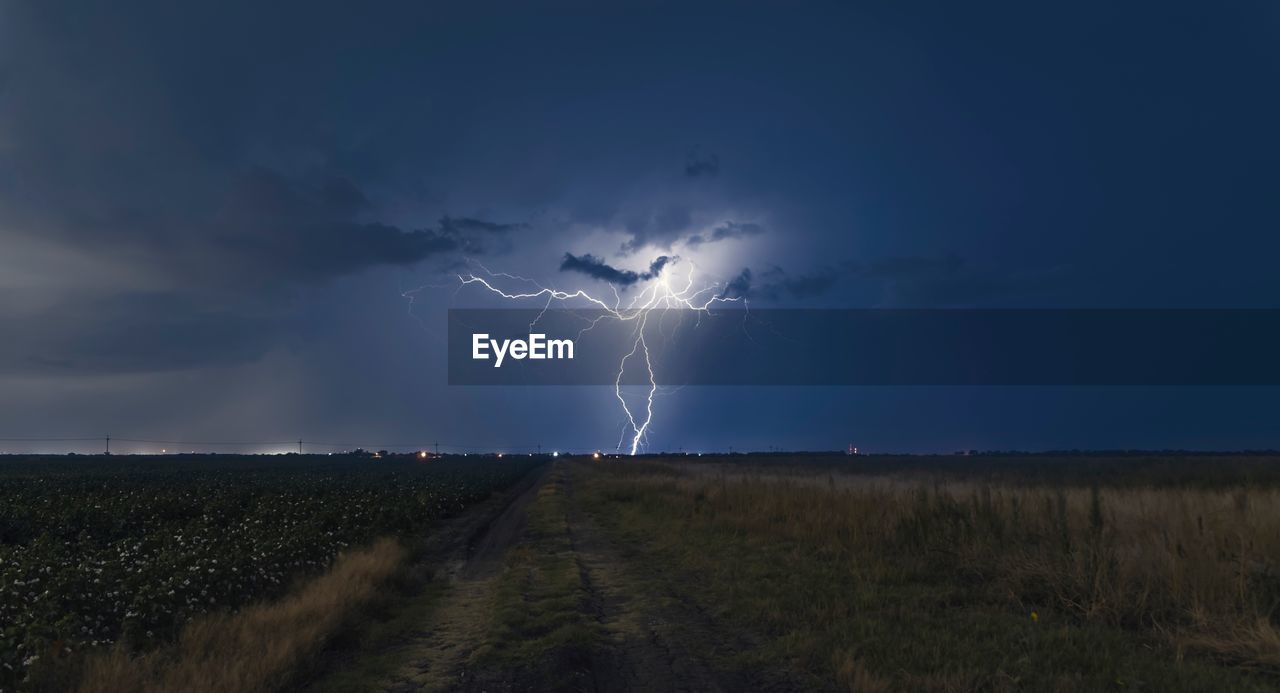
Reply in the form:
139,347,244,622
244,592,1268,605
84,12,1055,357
560,466,749,692
314,461,813,692
377,464,552,692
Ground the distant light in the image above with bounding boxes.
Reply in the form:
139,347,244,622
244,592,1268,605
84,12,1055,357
593,451,601,460
161,449,166,454
552,451,559,457
497,453,503,458
418,451,427,459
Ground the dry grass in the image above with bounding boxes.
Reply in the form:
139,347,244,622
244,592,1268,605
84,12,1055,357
71,538,406,693
582,461,1280,688
832,649,891,692
686,468,1280,641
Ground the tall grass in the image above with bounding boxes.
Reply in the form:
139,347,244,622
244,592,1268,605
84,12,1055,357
587,462,1280,679
68,538,406,693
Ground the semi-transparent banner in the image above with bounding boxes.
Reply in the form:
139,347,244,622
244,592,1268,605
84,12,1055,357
447,309,1280,386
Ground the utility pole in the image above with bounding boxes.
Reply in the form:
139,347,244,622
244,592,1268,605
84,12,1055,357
537,443,541,455
105,435,110,456
298,439,303,455
434,441,439,456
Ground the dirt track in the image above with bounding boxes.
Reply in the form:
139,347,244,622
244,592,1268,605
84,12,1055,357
339,462,813,692
377,464,551,692
562,467,741,693
563,467,818,693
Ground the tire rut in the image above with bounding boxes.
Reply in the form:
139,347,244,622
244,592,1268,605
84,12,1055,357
356,461,818,692
562,465,748,693
376,464,553,693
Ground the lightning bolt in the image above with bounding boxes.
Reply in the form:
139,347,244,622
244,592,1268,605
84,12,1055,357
436,258,742,455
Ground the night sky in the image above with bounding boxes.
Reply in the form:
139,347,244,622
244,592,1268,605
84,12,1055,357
3,2,1279,454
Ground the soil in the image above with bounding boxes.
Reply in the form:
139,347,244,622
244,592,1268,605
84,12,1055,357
331,462,821,692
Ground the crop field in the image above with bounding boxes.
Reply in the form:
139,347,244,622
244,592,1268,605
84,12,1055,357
0,455,539,691
5,453,1280,692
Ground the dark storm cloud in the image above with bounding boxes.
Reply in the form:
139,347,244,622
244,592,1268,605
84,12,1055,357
436,216,527,256
646,255,674,277
718,268,754,300
0,3,543,381
718,265,844,300
1,0,1276,452
0,5,526,297
684,151,719,178
439,216,526,235
0,292,296,376
213,168,474,281
230,220,459,278
621,206,695,253
685,221,765,247
715,255,1068,306
559,253,673,286
761,266,842,299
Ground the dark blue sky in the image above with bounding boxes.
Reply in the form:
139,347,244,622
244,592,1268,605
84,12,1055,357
2,1,1278,453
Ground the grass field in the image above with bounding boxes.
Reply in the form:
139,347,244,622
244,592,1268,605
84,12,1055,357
573,458,1280,690
4,453,1279,691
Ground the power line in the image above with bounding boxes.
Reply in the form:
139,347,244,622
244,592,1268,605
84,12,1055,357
0,437,104,441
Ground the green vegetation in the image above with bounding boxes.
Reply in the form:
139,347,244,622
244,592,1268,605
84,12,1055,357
575,459,1280,691
7,453,1279,691
0,455,538,691
470,467,601,688
76,538,410,693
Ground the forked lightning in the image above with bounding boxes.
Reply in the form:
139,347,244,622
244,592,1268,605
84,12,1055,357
435,259,741,455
